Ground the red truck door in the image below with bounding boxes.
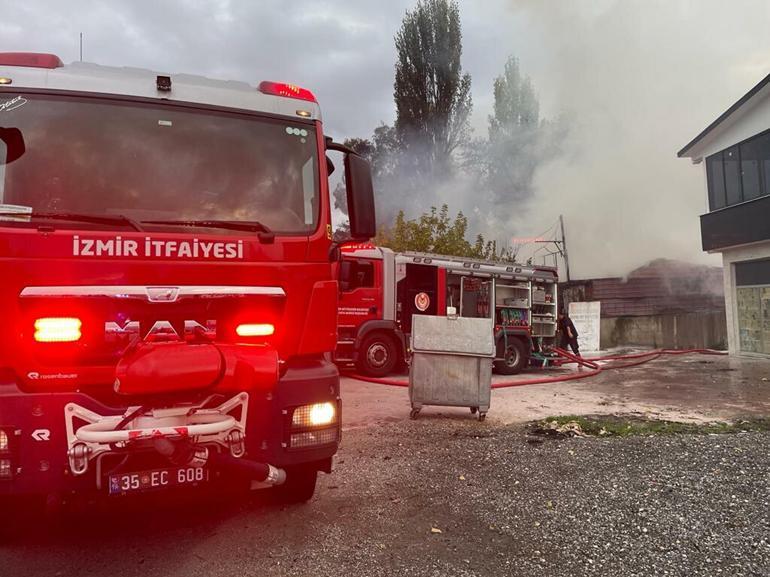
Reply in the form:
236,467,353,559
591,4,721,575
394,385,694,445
336,258,382,360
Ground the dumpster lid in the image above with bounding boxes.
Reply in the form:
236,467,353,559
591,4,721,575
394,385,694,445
411,315,495,357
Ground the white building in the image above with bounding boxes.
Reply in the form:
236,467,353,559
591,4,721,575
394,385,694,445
679,74,770,357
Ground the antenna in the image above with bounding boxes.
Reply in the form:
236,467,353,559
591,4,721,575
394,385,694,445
79,32,83,62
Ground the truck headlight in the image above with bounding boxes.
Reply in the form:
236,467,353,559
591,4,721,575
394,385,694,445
288,402,339,449
291,402,337,428
290,429,338,449
0,430,8,453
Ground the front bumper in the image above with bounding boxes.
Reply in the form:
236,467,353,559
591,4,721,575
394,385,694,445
0,357,340,497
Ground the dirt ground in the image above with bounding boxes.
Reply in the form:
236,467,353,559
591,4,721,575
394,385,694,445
2,352,769,577
343,351,770,427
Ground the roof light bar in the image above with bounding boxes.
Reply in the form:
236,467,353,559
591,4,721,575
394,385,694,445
258,81,317,103
0,53,64,69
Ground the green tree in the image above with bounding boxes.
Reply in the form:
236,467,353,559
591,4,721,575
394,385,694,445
378,205,479,258
375,205,520,262
489,56,539,138
394,0,473,179
483,55,544,207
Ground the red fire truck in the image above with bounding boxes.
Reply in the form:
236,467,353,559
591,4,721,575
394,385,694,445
0,53,375,507
335,245,559,377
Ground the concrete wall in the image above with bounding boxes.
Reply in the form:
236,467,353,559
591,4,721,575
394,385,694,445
600,311,727,350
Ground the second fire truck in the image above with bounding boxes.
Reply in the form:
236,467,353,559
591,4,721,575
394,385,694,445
335,245,559,377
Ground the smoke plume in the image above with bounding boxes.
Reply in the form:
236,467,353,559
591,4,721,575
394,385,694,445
500,0,770,278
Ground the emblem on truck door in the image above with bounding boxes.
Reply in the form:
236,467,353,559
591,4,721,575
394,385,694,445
105,319,217,343
415,292,430,312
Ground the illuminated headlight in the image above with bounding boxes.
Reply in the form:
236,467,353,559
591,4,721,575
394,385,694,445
0,430,8,453
288,402,339,449
290,429,338,449
0,459,11,479
292,403,337,428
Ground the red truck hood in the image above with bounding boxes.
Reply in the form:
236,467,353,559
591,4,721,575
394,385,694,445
0,228,337,391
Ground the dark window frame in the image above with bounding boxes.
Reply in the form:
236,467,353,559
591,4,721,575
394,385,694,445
740,136,763,201
344,259,375,291
735,258,770,286
723,145,744,206
705,126,770,212
706,151,726,210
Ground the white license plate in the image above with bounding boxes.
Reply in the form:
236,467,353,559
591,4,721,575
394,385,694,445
108,466,209,495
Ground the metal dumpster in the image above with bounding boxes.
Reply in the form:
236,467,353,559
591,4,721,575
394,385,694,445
409,315,495,421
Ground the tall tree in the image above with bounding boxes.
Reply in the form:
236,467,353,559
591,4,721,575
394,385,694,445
393,0,472,179
484,55,549,209
489,56,539,139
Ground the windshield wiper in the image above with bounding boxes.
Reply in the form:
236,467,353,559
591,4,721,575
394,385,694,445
142,219,275,243
0,211,144,232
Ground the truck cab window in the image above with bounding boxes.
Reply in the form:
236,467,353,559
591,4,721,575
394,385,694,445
344,260,375,291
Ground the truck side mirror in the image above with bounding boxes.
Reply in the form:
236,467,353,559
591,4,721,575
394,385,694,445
339,260,352,292
0,127,25,164
344,154,376,240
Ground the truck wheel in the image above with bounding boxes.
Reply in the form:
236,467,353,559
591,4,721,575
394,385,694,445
272,466,318,504
494,338,528,375
357,332,398,377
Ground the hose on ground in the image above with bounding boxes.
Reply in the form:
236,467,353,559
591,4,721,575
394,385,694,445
342,348,728,389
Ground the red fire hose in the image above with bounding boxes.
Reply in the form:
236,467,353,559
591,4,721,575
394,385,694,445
343,347,727,389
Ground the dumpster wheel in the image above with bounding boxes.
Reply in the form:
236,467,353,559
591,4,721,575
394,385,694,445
409,408,421,420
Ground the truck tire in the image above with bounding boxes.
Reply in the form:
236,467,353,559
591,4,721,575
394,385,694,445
357,332,398,377
494,338,528,375
272,466,318,504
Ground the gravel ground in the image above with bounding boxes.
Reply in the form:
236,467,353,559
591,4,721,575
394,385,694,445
3,419,768,577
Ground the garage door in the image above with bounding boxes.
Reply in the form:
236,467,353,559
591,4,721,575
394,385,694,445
735,258,770,355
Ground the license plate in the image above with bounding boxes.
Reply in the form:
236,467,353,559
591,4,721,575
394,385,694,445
108,466,209,495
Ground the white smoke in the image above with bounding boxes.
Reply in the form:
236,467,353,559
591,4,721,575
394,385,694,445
500,0,770,278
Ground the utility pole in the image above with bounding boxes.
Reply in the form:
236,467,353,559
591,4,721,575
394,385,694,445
559,214,571,282
533,215,572,282
79,33,83,62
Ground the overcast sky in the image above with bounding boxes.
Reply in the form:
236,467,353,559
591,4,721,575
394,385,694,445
4,0,770,277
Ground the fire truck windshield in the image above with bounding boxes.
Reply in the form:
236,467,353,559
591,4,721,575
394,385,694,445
0,93,320,235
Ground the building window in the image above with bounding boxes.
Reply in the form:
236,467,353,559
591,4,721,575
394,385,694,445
740,138,762,201
706,130,770,210
706,152,726,210
756,132,770,197
723,146,742,205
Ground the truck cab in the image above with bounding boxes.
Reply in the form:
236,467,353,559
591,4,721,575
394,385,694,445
0,53,375,506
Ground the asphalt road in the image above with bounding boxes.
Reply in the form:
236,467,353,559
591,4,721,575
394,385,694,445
2,420,768,577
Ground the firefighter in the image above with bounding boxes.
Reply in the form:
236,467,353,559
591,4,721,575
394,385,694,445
558,310,580,356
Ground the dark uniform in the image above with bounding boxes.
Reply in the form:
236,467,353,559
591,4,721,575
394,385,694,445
558,313,580,356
